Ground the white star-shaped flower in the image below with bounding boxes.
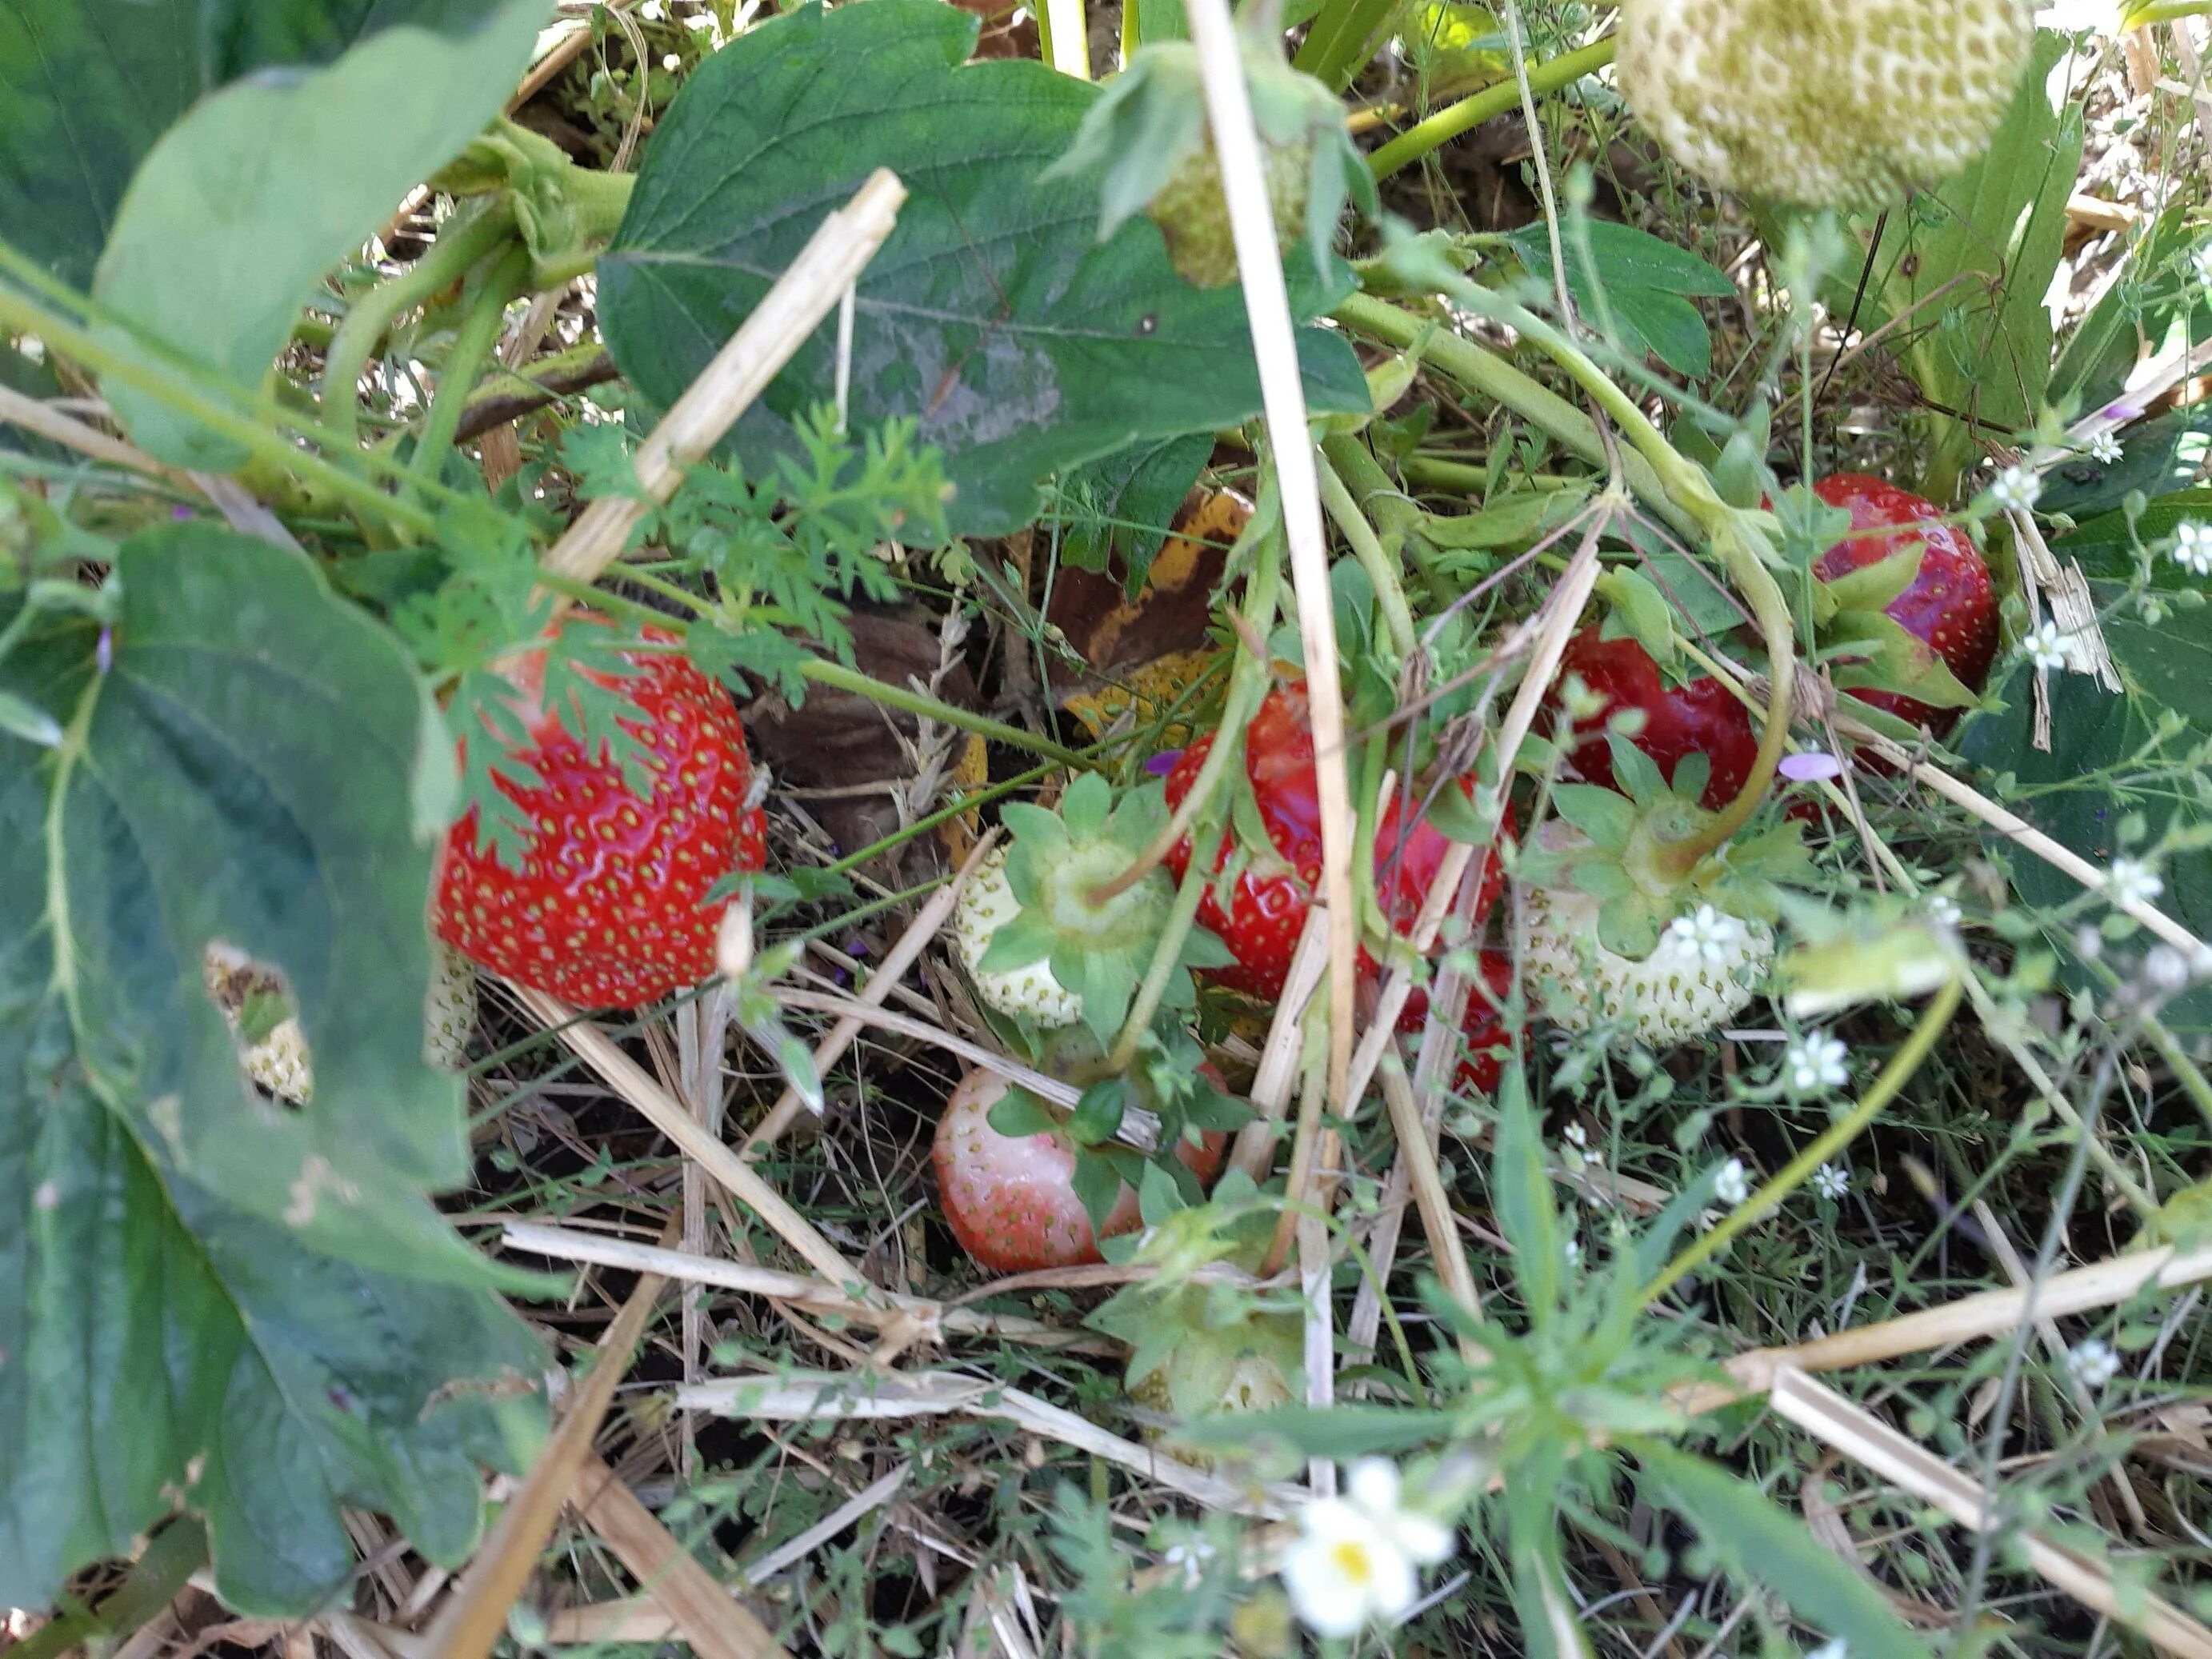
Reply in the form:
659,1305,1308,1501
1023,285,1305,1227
2023,621,2081,674
1666,904,1746,965
2086,430,2123,465
1785,1031,1850,1095
1812,1162,1850,1201
1988,463,2042,514
1281,1460,1455,1637
1927,894,1963,927
2173,522,2212,578
2066,1337,2121,1390
1714,1157,1750,1207
2108,857,2163,908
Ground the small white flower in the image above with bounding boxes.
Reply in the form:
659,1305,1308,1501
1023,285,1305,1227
639,0,666,16
1563,1236,1582,1267
1162,1540,1214,1586
1807,1641,1849,1659
661,50,682,70
2173,522,2212,578
2066,1336,2122,1390
1714,1157,1750,1207
2075,924,2105,962
1988,463,2042,514
2108,856,2164,908
1785,1031,1850,1095
2086,430,2124,465
2146,945,2194,993
1666,904,1746,966
1562,1121,1589,1149
1281,1460,1454,1637
1927,893,1963,927
2023,621,2080,674
1812,1162,1850,1201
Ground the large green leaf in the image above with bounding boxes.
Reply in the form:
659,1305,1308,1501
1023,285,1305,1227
0,0,533,290
87,0,549,470
598,0,1369,538
0,522,545,1613
1956,494,2212,1029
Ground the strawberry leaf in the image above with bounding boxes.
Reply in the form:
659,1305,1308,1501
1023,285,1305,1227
598,0,1367,538
0,525,544,1614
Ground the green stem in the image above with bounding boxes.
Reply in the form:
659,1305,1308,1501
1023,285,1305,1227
411,246,528,487
323,202,517,450
0,278,441,538
1334,292,1689,538
1640,973,1964,1307
1367,34,1618,182
1105,841,1214,1073
1318,450,1419,660
800,657,1096,771
1092,489,1286,902
816,760,1062,880
1322,429,1426,550
2141,1010,2212,1133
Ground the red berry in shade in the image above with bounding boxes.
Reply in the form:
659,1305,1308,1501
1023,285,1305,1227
432,622,766,1009
931,1070,1226,1274
1163,679,1510,1003
1549,628,1758,813
1454,950,1517,1095
1810,473,1998,734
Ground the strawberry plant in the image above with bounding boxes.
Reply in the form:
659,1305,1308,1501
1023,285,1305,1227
9,0,2212,1653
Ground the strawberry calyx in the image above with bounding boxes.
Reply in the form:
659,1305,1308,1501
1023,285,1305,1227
971,772,1226,1045
1522,736,1810,962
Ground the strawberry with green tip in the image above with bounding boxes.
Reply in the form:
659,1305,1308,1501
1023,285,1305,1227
432,621,766,1009
951,772,1220,1042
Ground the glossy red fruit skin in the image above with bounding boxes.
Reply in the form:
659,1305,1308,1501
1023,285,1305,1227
432,624,767,1009
1811,473,1998,734
1550,628,1757,813
1454,950,1516,1095
932,1071,1226,1274
1163,681,1510,1003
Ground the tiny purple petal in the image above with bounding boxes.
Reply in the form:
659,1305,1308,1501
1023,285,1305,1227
96,626,114,675
2101,399,2144,424
842,934,870,958
171,506,194,520
1779,751,1842,782
832,967,850,986
1144,748,1184,777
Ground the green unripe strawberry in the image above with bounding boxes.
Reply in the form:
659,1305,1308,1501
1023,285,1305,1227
1146,130,1314,290
1525,883,1774,1047
1617,0,2034,209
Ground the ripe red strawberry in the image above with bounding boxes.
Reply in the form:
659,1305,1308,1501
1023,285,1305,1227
1164,680,1509,1002
1811,473,1998,734
1454,949,1515,1095
1548,628,1756,813
932,1070,1226,1274
432,622,766,1009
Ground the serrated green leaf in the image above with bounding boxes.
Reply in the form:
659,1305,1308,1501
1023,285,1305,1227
90,0,550,469
0,526,545,1615
1636,1442,1931,1659
598,0,1366,539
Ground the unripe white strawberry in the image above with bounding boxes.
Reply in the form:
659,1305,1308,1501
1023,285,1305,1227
952,845,1086,1029
422,941,478,1075
1525,883,1774,1047
205,939,477,1104
1616,0,2034,209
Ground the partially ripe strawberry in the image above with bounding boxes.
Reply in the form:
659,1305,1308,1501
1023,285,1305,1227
1524,881,1773,1047
1811,474,1998,735
1165,680,1510,1002
1550,628,1756,813
432,622,766,1009
1454,949,1516,1096
1618,0,2034,209
932,1070,1225,1274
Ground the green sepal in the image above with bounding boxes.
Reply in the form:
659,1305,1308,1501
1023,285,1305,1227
1594,566,1680,670
1596,891,1665,960
1820,541,1927,618
1828,612,1982,713
986,1085,1063,1141
1550,782,1638,848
